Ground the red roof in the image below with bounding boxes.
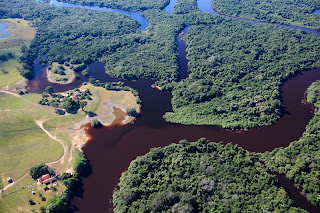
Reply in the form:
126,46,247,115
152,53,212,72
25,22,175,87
43,177,56,184
37,174,56,184
37,174,50,183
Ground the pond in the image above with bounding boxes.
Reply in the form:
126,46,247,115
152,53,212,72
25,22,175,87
0,23,13,39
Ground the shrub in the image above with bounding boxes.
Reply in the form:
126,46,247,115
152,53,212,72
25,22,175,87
91,119,102,128
126,108,139,117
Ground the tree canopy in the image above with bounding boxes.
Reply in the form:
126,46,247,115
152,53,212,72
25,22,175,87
113,138,306,212
211,0,320,30
29,163,51,180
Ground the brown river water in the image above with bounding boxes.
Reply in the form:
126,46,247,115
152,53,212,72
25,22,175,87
26,36,320,213
73,64,320,213
25,0,320,212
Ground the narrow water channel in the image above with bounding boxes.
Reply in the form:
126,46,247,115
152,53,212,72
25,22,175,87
164,0,177,14
26,0,320,212
42,0,148,30
197,0,320,36
70,62,320,213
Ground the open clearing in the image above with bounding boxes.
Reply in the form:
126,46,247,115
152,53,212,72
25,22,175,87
0,18,36,89
47,62,76,84
0,18,36,49
0,59,23,89
0,84,140,212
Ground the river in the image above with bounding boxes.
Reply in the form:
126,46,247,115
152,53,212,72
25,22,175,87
38,0,149,30
26,0,320,212
197,0,320,36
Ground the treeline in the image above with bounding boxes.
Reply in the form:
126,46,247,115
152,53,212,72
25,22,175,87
0,7,21,19
86,78,142,108
0,0,140,79
113,138,306,212
3,0,320,130
164,20,320,129
172,0,200,14
262,81,320,206
102,10,220,82
43,151,88,213
57,0,170,11
211,0,320,30
33,8,139,65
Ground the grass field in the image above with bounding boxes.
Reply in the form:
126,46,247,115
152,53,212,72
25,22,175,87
0,18,36,90
0,59,23,89
0,173,65,213
83,84,140,125
0,84,140,212
0,93,63,179
0,18,140,213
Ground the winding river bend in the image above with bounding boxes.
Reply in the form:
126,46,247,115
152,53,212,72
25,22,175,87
41,0,148,30
26,0,320,212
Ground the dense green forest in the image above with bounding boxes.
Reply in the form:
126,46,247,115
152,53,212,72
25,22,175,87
0,0,141,78
262,81,320,206
172,0,199,14
2,0,320,130
211,0,320,30
57,0,170,11
164,22,320,129
102,10,219,81
2,0,320,211
113,138,306,212
33,8,139,65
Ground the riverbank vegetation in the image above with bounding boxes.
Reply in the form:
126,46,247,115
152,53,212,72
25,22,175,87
0,83,140,212
58,0,170,11
172,0,199,14
42,151,88,213
0,0,140,79
113,138,306,212
211,0,320,30
165,20,320,129
102,10,218,81
262,81,320,206
2,1,320,130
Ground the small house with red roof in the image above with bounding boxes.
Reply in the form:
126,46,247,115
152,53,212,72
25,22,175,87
37,174,56,185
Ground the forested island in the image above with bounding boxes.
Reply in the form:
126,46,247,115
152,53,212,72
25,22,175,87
1,0,320,212
114,83,320,211
55,0,170,11
114,138,306,212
